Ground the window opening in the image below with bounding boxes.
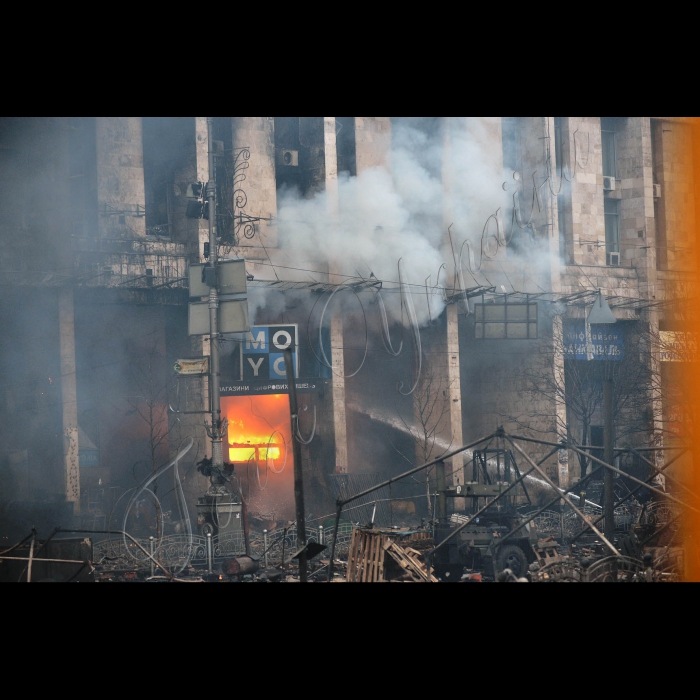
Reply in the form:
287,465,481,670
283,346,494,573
474,298,538,339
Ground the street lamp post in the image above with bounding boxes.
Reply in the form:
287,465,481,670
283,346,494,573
204,116,228,497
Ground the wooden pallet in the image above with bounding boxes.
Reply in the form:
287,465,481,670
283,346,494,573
384,542,438,583
346,528,435,582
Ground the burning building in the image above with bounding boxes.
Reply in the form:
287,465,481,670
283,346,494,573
0,116,696,556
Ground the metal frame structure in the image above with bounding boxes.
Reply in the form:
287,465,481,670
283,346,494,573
327,427,698,582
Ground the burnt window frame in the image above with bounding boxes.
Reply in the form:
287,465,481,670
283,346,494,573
474,297,539,340
601,117,619,179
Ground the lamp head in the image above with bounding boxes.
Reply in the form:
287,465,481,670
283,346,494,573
587,290,616,325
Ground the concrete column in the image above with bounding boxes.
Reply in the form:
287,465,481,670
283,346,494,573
435,119,465,492
95,117,146,238
59,287,80,513
232,117,278,256
567,117,606,267
445,304,464,488
354,117,392,171
194,116,211,261
324,117,348,474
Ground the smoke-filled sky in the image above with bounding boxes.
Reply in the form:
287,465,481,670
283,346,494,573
267,117,553,328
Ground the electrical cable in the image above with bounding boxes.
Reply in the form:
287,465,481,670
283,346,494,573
266,430,288,474
255,450,269,491
317,284,370,378
397,258,422,396
294,405,317,445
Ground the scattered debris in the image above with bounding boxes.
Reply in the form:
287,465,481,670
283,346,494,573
346,527,435,582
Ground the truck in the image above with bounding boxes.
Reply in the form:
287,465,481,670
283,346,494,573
432,450,542,580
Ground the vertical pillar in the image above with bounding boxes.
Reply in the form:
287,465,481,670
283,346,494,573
232,117,278,253
354,117,392,171
58,287,80,514
446,304,464,488
439,120,465,493
566,117,606,267
545,117,571,488
194,116,211,259
95,117,146,238
324,117,348,474
192,117,212,464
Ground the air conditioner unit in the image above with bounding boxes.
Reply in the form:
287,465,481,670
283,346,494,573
653,183,662,199
277,149,299,167
607,251,621,267
603,176,616,191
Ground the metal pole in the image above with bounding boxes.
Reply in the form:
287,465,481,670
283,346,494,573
429,445,561,557
26,533,36,583
628,446,698,501
436,460,447,521
326,504,343,583
284,348,307,582
570,450,687,544
603,377,615,541
508,433,699,513
58,528,173,580
263,529,269,568
340,433,498,508
149,536,155,577
206,532,213,574
206,117,225,493
504,435,620,555
499,464,605,546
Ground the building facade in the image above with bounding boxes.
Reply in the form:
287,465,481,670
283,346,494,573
0,116,695,534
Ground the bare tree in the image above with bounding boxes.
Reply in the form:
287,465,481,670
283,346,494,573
127,340,175,540
511,313,653,497
392,363,455,516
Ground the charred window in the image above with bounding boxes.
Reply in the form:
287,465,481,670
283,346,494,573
502,117,521,173
143,117,197,239
336,117,357,178
274,117,326,201
67,117,98,238
474,300,538,339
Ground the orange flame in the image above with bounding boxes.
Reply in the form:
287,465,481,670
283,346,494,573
221,394,295,519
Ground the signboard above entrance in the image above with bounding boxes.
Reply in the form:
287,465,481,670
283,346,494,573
220,379,325,397
240,325,299,381
563,320,624,361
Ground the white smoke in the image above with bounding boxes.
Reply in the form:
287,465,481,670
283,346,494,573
272,119,505,327
265,117,555,327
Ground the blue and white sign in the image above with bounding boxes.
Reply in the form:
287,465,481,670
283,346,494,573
240,325,299,380
563,320,624,361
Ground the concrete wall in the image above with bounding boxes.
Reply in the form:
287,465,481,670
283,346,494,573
355,117,392,171
232,117,278,257
567,117,606,267
95,117,146,239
